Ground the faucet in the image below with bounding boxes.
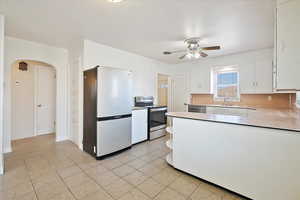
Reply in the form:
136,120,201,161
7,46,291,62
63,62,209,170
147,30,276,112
223,97,230,106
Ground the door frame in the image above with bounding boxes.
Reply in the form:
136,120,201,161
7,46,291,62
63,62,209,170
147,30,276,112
157,73,170,107
156,73,172,112
34,65,56,136
170,74,189,112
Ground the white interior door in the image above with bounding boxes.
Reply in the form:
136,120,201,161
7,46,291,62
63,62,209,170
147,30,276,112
12,64,35,140
35,66,56,135
171,75,187,112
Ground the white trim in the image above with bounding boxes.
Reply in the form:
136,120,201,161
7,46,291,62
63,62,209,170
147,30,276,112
33,65,57,137
33,67,38,137
3,146,12,153
212,66,240,102
156,72,171,108
56,135,69,142
0,15,4,176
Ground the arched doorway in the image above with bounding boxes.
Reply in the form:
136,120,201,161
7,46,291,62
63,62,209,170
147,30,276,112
11,60,56,142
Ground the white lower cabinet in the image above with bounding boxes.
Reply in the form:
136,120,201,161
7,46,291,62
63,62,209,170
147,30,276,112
132,109,148,144
173,117,300,200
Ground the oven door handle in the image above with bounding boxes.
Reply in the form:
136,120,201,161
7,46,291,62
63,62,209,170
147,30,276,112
150,108,167,112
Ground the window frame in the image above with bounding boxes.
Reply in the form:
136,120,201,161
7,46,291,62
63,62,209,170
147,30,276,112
212,66,240,102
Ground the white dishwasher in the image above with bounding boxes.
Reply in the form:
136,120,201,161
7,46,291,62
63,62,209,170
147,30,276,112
132,108,148,144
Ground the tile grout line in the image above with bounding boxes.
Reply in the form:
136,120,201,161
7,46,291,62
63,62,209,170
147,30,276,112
76,161,118,200
4,135,223,200
55,165,80,200
23,157,39,200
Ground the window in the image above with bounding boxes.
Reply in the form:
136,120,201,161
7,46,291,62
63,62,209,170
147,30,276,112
212,66,240,101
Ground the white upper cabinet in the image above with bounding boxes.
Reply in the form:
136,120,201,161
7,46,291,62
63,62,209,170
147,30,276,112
189,57,273,95
190,66,211,94
240,59,273,94
240,63,256,94
276,0,300,90
254,59,274,93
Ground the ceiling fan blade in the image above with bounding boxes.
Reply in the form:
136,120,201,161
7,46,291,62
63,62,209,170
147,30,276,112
179,54,187,59
163,50,186,55
201,46,221,51
200,52,208,57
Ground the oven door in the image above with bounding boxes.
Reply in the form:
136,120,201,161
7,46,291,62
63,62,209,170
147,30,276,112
149,107,167,131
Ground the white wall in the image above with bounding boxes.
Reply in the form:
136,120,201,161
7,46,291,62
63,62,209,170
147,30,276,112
68,41,83,146
74,39,174,148
82,40,173,97
0,15,5,174
172,48,274,96
3,37,69,153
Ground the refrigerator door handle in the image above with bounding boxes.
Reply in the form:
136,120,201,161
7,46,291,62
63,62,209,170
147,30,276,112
98,114,132,121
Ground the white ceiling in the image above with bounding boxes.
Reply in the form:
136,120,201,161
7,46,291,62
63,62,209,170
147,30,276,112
0,0,275,64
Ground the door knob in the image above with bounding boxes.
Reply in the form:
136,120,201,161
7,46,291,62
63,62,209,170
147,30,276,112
37,104,42,107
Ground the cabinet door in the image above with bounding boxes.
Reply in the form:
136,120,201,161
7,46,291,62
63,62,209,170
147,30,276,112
255,59,273,93
132,109,148,144
240,64,256,94
277,0,300,90
190,67,211,94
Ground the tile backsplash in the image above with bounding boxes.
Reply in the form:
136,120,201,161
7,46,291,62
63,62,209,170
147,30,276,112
191,93,296,109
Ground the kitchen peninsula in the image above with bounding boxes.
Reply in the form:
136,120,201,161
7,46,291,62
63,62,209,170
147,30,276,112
166,110,300,200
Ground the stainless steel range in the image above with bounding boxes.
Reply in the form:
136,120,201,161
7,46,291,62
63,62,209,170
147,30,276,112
134,96,167,140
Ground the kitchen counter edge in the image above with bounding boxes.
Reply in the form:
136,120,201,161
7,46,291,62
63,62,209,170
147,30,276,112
166,112,300,133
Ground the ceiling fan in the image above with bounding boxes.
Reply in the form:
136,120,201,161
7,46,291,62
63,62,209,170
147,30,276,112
163,37,221,60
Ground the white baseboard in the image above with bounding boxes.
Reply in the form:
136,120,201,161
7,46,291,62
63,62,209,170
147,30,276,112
79,143,83,150
56,135,69,142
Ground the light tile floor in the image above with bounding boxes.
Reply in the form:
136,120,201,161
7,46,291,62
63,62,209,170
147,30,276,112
1,134,247,200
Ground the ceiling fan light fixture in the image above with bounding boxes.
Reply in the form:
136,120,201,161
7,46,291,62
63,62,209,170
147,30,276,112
194,53,201,59
163,37,221,60
186,53,193,59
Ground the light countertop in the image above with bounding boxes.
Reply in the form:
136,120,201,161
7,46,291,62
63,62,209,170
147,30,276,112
167,108,300,132
132,107,147,111
188,104,256,110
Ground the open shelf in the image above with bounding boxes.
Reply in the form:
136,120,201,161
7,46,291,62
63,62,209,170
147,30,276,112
166,139,173,150
166,126,173,134
166,153,173,166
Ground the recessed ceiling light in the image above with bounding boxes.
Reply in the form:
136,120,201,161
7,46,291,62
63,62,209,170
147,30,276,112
108,0,124,3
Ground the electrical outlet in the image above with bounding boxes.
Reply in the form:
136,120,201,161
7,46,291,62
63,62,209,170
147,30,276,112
268,96,272,101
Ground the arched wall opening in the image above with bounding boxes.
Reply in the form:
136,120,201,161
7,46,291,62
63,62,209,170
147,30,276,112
1,37,70,176
11,60,57,141
3,37,70,155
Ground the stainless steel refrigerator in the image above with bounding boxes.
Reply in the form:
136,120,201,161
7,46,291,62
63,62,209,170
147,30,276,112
83,66,133,159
